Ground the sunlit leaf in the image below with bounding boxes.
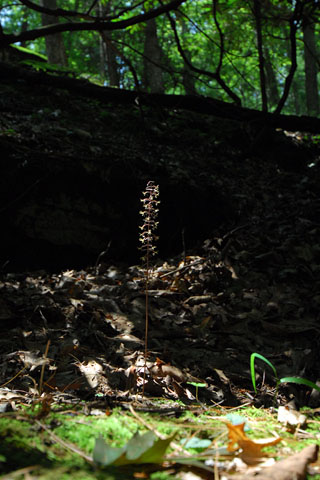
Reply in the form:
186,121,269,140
226,422,281,458
280,376,320,392
93,431,176,467
93,435,125,466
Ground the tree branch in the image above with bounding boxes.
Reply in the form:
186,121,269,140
273,0,311,114
165,7,241,105
1,0,186,46
212,0,224,75
19,0,91,20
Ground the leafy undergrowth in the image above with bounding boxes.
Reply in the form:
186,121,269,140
1,401,320,479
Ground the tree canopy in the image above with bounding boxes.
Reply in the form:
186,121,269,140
0,0,319,116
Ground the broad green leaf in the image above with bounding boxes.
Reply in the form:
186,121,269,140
93,435,125,466
124,431,157,461
280,377,320,392
93,431,176,467
115,432,176,466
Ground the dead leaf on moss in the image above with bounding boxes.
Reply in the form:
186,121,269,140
226,422,282,463
229,444,319,480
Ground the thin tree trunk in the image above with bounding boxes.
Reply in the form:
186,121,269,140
253,0,268,111
181,19,196,95
40,0,68,66
274,16,297,114
143,18,164,93
97,1,119,86
264,48,279,109
303,19,319,117
291,78,302,115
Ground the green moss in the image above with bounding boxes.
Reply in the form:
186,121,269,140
1,404,320,479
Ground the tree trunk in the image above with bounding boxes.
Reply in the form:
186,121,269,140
264,49,279,109
303,19,319,117
20,7,29,48
253,0,268,111
105,35,120,87
143,18,164,93
181,19,196,95
40,0,68,67
98,1,120,87
291,78,302,115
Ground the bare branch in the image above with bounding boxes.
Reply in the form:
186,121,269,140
85,0,99,16
165,7,241,105
1,0,186,46
273,1,303,114
212,0,223,75
19,0,91,20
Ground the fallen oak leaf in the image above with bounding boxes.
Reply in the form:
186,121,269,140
226,422,281,461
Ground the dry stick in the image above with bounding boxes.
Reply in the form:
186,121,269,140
39,339,51,395
0,466,39,480
143,251,150,395
35,419,94,464
0,366,27,388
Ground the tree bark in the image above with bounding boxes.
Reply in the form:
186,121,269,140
264,49,280,109
181,19,197,95
40,0,68,66
98,1,120,87
303,19,319,117
253,0,268,111
274,16,297,114
143,18,164,93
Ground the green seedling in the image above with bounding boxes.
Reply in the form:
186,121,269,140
187,382,207,401
250,352,320,397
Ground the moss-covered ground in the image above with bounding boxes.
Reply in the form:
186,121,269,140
1,401,320,479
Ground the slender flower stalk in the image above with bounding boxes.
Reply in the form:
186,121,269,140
139,181,160,394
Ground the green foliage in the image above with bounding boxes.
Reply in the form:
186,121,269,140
250,352,320,396
1,404,320,478
0,0,318,112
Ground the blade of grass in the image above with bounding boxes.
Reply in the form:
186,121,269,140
280,376,320,392
250,353,278,394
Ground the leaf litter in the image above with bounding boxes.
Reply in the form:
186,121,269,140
1,242,320,478
1,85,320,477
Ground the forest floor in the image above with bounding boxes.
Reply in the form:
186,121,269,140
1,63,320,479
